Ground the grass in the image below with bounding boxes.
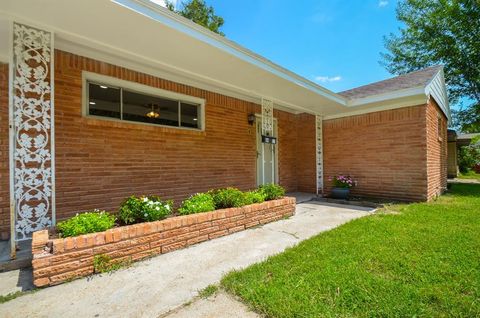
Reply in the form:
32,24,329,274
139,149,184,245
199,284,219,298
0,289,38,304
221,184,480,317
458,170,480,180
93,254,131,273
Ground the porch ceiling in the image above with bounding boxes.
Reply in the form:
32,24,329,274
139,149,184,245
0,0,350,115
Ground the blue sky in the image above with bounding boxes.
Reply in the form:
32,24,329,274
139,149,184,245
162,0,402,93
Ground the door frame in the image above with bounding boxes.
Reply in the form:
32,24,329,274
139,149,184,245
255,114,279,186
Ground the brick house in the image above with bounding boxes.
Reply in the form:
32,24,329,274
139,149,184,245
0,0,449,243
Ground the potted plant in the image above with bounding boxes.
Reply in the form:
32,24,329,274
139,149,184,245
330,175,356,199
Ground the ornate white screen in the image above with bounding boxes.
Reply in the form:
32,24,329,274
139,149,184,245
261,98,273,135
316,115,323,194
10,23,55,240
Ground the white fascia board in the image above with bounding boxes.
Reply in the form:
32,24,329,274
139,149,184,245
113,0,347,106
324,95,427,120
0,11,312,115
340,69,450,121
346,86,426,107
425,69,451,121
55,38,307,115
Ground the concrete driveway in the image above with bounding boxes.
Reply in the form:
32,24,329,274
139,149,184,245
0,201,373,318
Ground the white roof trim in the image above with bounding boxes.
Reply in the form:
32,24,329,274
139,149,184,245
324,96,427,120
346,86,426,107
424,68,450,120
342,68,450,121
113,0,347,105
55,38,308,114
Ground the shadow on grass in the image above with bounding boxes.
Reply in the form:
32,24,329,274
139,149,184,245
447,183,480,198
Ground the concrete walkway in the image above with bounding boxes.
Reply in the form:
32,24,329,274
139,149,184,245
165,291,259,318
0,202,373,318
448,178,480,184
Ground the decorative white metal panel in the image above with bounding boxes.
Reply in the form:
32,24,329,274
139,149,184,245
10,23,55,240
261,98,274,135
315,115,323,194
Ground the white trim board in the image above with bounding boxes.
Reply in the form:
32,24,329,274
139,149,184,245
324,96,428,120
59,39,306,116
113,0,347,105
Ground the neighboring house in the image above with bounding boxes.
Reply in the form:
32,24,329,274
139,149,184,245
447,132,480,178
447,130,458,178
454,132,480,174
0,0,449,242
456,133,480,147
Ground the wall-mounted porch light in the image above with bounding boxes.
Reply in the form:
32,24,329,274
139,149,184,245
247,113,255,125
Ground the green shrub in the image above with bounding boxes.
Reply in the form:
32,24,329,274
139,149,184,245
57,210,115,237
118,195,173,224
210,188,246,209
179,193,216,215
259,183,285,201
243,190,266,205
458,140,480,173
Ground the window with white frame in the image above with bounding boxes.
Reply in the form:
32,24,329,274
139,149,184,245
86,77,203,130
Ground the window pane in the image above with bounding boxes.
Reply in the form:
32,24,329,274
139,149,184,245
181,102,200,128
123,90,179,126
88,83,121,119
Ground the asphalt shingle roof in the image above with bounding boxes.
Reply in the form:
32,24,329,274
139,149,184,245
338,65,443,100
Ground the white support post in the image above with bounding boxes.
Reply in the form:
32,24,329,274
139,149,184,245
315,115,324,195
9,22,55,243
261,98,274,184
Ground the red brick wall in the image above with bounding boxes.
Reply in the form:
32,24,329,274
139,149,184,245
52,50,306,224
0,64,9,240
32,197,295,287
0,51,318,238
426,99,448,199
0,52,449,237
323,105,429,201
296,113,317,193
276,111,299,191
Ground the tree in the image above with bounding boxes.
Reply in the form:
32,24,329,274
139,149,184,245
165,0,225,36
458,136,480,173
381,0,480,133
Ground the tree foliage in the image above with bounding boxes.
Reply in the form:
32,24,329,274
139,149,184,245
381,0,480,132
166,0,225,35
458,136,480,173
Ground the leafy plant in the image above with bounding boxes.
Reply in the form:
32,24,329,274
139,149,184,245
178,193,216,215
243,190,266,205
259,184,285,201
458,140,480,173
93,254,131,273
57,210,115,237
381,1,480,133
118,195,173,224
330,175,357,189
166,0,225,36
210,188,246,209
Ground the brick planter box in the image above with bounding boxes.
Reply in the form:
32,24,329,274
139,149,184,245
31,197,295,287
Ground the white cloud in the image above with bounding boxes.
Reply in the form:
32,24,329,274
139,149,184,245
314,75,342,83
378,1,389,7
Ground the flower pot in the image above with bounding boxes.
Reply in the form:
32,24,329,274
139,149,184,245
331,187,350,200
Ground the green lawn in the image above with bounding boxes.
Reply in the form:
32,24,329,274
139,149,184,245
458,170,480,180
222,184,480,317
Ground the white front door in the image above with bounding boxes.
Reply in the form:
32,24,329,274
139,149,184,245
256,118,278,186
